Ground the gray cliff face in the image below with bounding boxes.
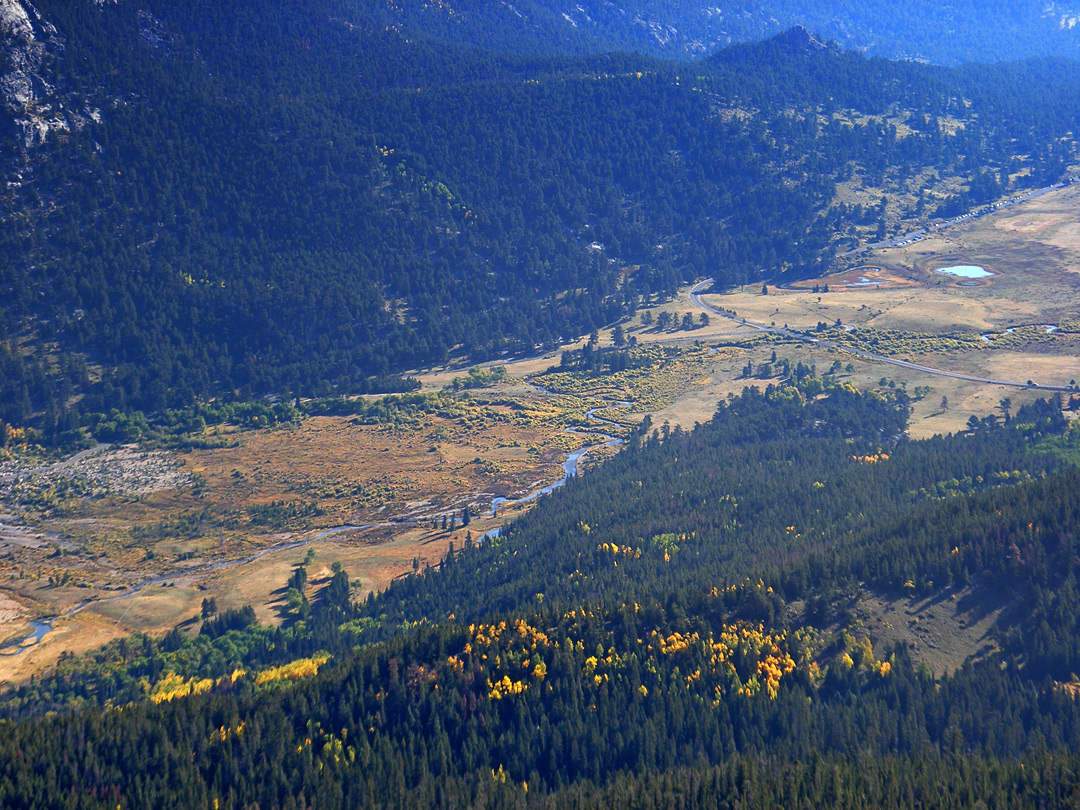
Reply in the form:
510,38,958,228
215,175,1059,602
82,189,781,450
0,0,99,149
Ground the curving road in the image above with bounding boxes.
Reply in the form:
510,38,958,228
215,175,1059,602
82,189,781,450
690,280,1077,393
837,177,1077,259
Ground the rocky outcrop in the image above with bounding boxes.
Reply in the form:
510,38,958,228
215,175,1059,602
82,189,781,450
1,0,98,149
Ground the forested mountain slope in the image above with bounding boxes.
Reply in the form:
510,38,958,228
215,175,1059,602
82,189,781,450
361,0,1080,65
3,1,1080,433
3,381,1080,807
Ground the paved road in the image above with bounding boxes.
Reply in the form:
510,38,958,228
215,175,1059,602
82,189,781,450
838,178,1077,259
689,280,1077,393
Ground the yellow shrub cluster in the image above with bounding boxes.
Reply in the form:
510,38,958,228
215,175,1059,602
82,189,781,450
211,721,246,745
852,452,890,464
701,623,798,701
462,619,555,700
470,618,550,651
254,652,331,685
469,620,507,649
488,674,529,700
535,345,719,412
651,629,698,656
512,618,551,650
756,652,796,699
460,587,815,708
149,672,215,704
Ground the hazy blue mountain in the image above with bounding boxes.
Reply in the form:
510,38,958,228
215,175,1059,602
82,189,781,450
2,0,1080,432
364,0,1080,64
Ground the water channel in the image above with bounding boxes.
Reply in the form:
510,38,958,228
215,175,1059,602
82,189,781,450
23,386,633,645
0,619,53,657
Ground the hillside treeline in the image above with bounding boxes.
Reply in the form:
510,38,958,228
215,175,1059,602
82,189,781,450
3,2,1080,428
3,382,1080,807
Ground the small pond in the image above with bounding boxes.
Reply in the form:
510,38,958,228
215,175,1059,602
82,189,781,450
936,265,994,279
0,619,52,656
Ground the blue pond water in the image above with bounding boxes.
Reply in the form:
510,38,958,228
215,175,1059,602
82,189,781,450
936,265,994,279
0,619,52,656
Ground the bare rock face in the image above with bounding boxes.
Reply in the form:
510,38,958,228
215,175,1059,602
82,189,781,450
0,0,98,149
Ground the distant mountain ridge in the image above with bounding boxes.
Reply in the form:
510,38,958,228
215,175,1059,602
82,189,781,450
6,0,1080,156
2,0,1080,434
365,0,1080,65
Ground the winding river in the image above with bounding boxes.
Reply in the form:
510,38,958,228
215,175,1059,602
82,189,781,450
21,387,633,646
0,619,53,657
486,397,629,516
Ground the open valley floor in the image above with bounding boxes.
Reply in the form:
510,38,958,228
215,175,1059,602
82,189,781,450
2,182,1080,685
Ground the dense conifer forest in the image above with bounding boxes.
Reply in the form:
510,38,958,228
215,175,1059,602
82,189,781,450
363,0,1080,66
3,1,1080,431
5,6,1080,806
3,380,1080,808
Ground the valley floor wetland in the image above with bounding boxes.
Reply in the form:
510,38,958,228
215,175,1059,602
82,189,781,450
2,182,1080,683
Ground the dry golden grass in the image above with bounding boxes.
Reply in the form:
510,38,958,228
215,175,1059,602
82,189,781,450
857,587,1001,677
0,387,597,658
0,383,604,665
708,184,1080,339
0,611,125,686
680,183,1080,431
534,344,742,414
641,332,1076,441
5,185,1080,680
706,274,1049,337
83,585,204,633
181,407,578,527
65,511,523,637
